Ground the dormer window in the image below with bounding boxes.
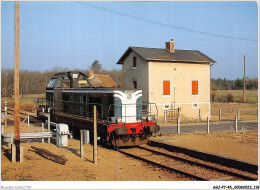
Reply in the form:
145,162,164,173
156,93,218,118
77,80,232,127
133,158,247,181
133,57,137,68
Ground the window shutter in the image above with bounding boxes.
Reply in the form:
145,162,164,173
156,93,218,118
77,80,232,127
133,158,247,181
163,81,170,95
192,81,198,95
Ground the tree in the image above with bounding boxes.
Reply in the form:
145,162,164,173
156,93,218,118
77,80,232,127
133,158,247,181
90,60,102,73
234,78,243,89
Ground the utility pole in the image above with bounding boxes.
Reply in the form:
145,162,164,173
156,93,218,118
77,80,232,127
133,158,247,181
243,55,246,102
14,1,20,162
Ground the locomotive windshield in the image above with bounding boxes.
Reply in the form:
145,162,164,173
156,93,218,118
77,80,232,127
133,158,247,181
47,79,57,88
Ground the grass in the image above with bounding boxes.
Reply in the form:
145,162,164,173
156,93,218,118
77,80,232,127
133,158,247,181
1,93,45,112
213,90,258,103
211,102,258,121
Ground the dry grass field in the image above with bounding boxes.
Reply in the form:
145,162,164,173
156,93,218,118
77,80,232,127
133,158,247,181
1,94,45,112
213,90,258,103
211,102,258,121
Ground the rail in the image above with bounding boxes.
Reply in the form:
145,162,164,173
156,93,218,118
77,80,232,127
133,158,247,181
118,146,257,181
149,140,258,175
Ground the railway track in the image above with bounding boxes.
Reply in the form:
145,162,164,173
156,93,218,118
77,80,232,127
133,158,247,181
117,145,258,181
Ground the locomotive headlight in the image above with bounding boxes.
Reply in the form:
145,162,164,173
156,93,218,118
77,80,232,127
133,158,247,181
146,115,155,122
117,117,122,123
146,115,152,122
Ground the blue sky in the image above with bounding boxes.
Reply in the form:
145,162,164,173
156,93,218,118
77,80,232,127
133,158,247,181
1,1,258,79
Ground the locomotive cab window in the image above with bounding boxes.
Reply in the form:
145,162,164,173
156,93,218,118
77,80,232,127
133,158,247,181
63,80,70,88
55,80,62,88
47,79,57,88
78,80,88,88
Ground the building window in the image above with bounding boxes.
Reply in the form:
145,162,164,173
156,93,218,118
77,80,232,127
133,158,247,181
163,81,170,95
192,103,198,108
133,57,137,68
192,80,199,95
133,81,137,89
163,104,170,110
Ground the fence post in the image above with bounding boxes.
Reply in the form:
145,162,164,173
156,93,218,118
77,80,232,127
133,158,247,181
27,115,30,128
47,113,50,143
235,116,238,133
41,123,44,143
80,130,84,158
219,109,221,120
4,101,7,129
93,106,98,164
164,110,167,123
237,110,240,120
207,117,210,133
177,117,180,134
20,144,24,162
199,109,201,121
178,108,181,120
11,144,16,163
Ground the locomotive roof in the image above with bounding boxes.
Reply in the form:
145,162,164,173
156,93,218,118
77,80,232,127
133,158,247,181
52,71,88,79
61,87,139,91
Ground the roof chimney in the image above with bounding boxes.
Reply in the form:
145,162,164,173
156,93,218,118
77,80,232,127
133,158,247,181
89,70,94,77
165,39,175,53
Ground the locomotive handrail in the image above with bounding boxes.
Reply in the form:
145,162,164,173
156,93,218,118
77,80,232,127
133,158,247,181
142,102,159,123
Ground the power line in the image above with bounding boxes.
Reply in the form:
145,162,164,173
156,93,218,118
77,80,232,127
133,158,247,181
216,51,258,62
75,1,257,42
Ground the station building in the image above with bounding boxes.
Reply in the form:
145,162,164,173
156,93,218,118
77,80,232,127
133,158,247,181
116,39,215,121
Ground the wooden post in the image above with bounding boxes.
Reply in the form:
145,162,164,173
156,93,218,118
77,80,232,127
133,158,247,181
237,110,240,120
219,109,221,120
164,110,167,123
80,130,84,158
1,124,4,135
178,108,181,120
20,144,24,162
11,144,16,163
207,117,209,133
14,1,20,162
243,55,246,102
199,109,201,120
47,114,50,143
27,115,30,128
93,106,98,164
235,116,238,133
10,134,13,147
41,123,44,143
4,101,7,129
177,117,180,134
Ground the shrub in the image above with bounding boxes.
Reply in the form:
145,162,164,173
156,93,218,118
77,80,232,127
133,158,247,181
211,93,215,102
226,93,233,102
239,96,245,103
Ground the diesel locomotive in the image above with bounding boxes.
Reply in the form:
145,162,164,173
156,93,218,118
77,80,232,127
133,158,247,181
37,71,160,147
